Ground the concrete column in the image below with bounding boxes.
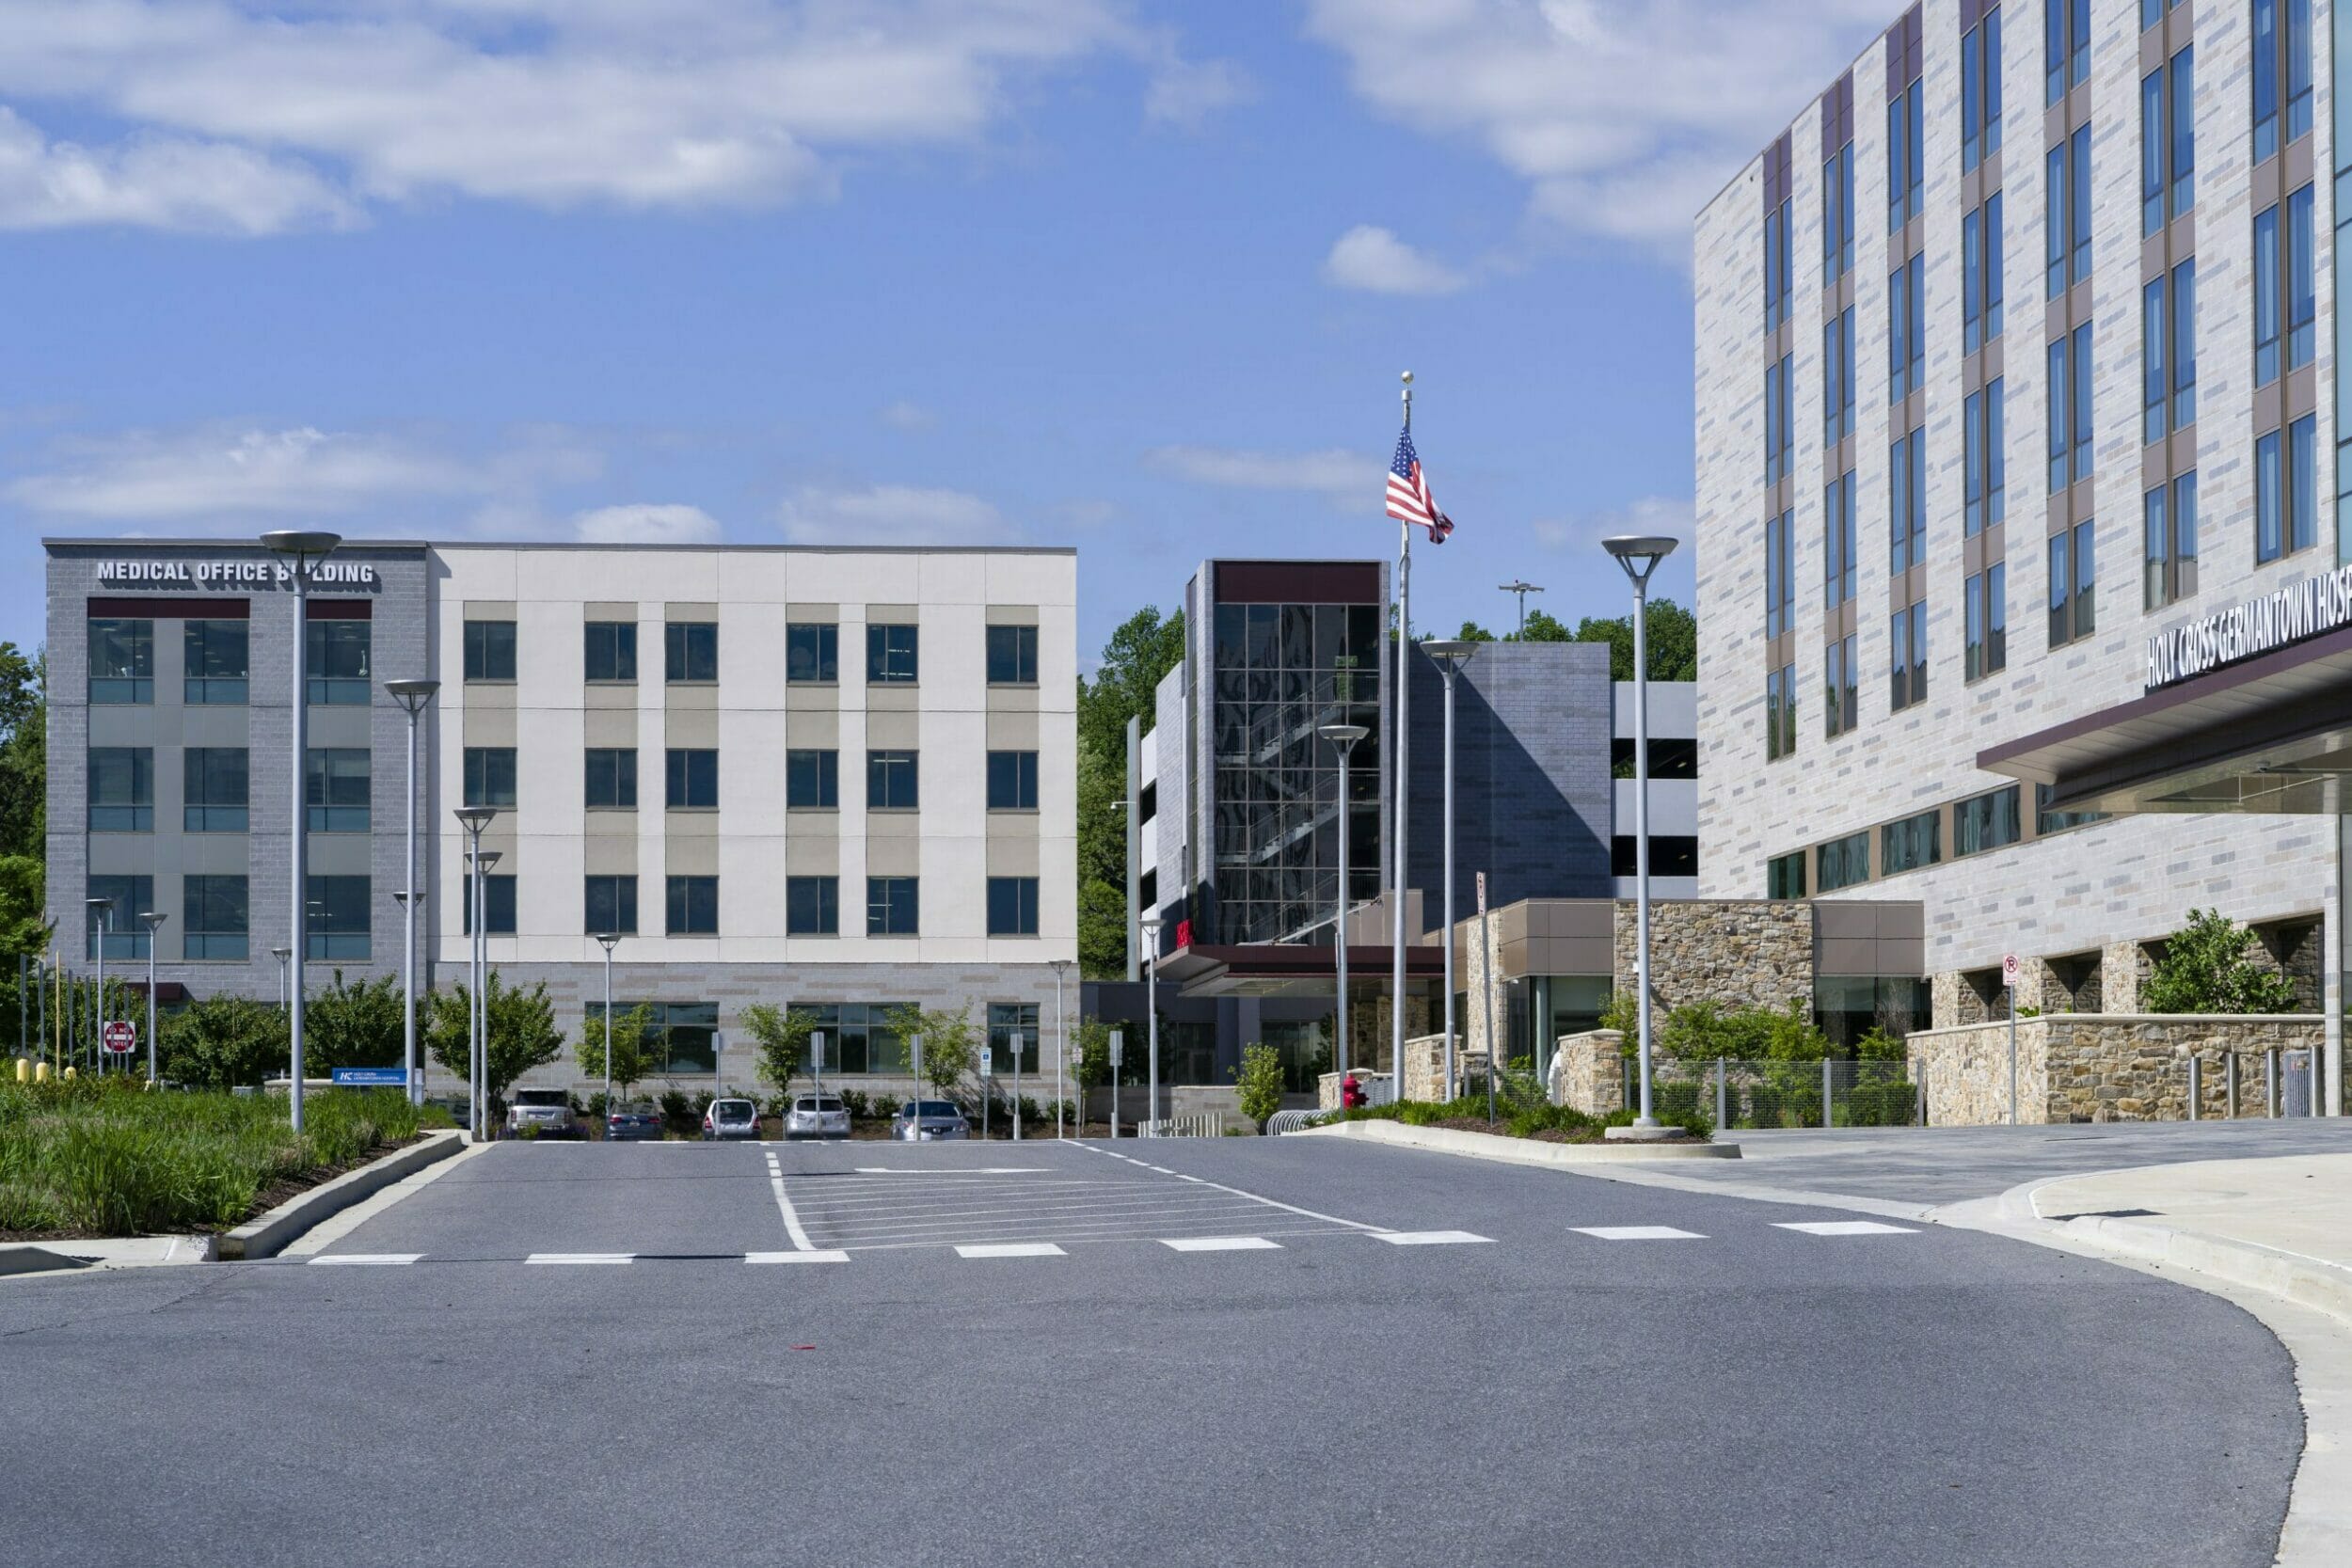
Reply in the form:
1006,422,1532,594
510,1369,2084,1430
2330,816,2349,1116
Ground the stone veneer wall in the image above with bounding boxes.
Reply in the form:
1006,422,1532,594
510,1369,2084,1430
1613,903,1812,1014
1548,1029,1628,1117
1907,1015,2322,1126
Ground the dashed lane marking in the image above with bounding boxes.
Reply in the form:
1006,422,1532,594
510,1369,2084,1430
1773,1220,1919,1236
1370,1230,1495,1246
1158,1236,1279,1252
745,1250,851,1263
1572,1226,1708,1241
954,1243,1066,1259
306,1254,421,1266
525,1253,634,1265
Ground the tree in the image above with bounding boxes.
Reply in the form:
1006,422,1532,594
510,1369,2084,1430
1233,1042,1284,1131
0,643,45,862
303,970,405,1071
1076,606,1186,765
575,1001,659,1101
1077,880,1129,980
1453,621,1498,642
1559,597,1698,680
2143,909,2300,1014
738,1002,817,1101
0,852,51,1052
883,1002,979,1100
1070,1015,1115,1090
1073,605,1187,978
422,972,566,1106
159,996,289,1089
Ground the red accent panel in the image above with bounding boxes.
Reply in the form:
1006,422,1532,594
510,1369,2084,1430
306,598,372,620
88,596,247,620
1215,562,1380,605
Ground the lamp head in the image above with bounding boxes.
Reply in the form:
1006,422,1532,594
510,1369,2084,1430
138,911,166,932
1317,721,1370,749
271,946,291,961
85,895,113,911
1421,639,1478,668
1602,534,1680,588
259,530,342,560
453,805,497,833
384,677,440,713
595,932,621,953
472,849,502,871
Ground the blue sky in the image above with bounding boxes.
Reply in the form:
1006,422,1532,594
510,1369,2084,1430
0,1,1890,664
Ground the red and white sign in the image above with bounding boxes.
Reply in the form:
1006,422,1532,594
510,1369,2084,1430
101,1021,136,1054
1476,871,1487,915
2001,953,2021,987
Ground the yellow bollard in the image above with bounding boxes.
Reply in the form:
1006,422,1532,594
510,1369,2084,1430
34,1058,51,1082
61,1064,75,1080
14,1055,27,1083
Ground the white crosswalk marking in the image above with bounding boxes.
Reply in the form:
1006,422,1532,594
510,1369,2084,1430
1159,1236,1279,1252
1370,1230,1493,1246
745,1250,850,1263
1773,1220,1918,1236
954,1243,1066,1259
525,1252,634,1265
1573,1226,1708,1241
308,1254,420,1266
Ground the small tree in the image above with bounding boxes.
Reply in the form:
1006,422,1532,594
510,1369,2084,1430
1071,1016,1114,1090
2144,909,2300,1014
883,1002,978,1101
423,971,566,1108
739,1002,818,1101
159,996,289,1089
304,970,406,1072
574,1001,658,1101
1233,1041,1284,1130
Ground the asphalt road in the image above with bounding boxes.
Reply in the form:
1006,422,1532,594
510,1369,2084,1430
0,1136,2300,1567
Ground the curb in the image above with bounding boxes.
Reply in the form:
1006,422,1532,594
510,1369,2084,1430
2055,1212,2352,1328
0,1246,88,1277
216,1129,468,1260
1294,1117,1740,1164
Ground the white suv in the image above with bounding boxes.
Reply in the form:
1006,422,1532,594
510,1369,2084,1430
784,1094,850,1140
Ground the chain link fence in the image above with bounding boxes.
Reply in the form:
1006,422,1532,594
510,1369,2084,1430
1626,1056,1920,1130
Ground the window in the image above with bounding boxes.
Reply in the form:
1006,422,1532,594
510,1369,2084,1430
2048,324,2093,491
987,750,1040,811
866,623,919,684
2045,0,2089,105
1965,379,2007,537
989,1003,1042,1076
584,621,638,683
86,875,154,959
183,747,249,832
786,623,838,684
2140,47,2193,236
183,620,247,705
585,875,639,936
1824,633,1858,738
2048,519,2097,646
464,620,516,682
2253,189,2312,386
2043,123,2091,299
584,748,638,810
306,748,371,832
2036,781,2109,834
307,874,370,960
88,618,152,705
789,1002,914,1074
2143,261,2197,444
1881,810,1941,874
1888,255,1923,403
1965,563,2009,680
461,875,516,937
665,749,717,810
664,621,717,683
1763,193,1792,333
2252,0,2313,163
1824,470,1856,608
1817,831,1870,892
2288,184,2316,372
183,874,248,960
1887,76,1922,230
1766,850,1807,900
787,749,839,809
1955,785,2023,856
1764,508,1794,638
1963,194,2004,356
2256,416,2320,562
1822,309,1855,444
1889,426,1926,573
87,748,153,832
1611,738,1700,781
1765,663,1798,761
988,877,1041,937
787,876,840,936
867,750,918,810
632,1002,718,1075
867,876,919,937
1962,7,2003,171
1890,600,1928,711
1611,836,1698,877
986,624,1040,685
1764,354,1792,485
666,875,719,937
2144,471,2199,609
1821,140,1854,280
305,620,371,704
463,746,517,809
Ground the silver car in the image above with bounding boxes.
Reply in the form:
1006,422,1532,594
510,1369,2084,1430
784,1094,850,1140
701,1097,762,1141
892,1100,970,1141
507,1087,579,1139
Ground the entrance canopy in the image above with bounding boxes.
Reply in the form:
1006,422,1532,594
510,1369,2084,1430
1151,942,1444,999
1981,622,2352,816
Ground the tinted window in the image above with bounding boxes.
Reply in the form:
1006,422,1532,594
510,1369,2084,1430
787,750,839,809
665,622,717,682
866,624,918,684
665,749,717,809
585,748,638,809
987,750,1040,809
584,621,638,682
986,624,1038,684
787,624,838,683
464,621,516,682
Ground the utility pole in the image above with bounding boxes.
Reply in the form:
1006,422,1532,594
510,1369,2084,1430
1498,579,1545,639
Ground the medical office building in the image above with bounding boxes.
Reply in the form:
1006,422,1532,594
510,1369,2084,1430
44,537,1079,1097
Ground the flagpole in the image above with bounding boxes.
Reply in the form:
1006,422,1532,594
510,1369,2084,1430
1392,371,1412,1101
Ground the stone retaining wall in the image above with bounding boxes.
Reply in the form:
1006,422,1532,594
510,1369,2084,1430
1907,1014,2322,1125
1548,1029,1628,1117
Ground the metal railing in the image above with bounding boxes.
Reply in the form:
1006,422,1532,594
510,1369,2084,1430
1627,1056,1921,1131
1140,1112,1225,1138
1265,1108,1325,1135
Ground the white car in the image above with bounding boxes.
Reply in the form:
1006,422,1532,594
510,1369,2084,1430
783,1094,850,1140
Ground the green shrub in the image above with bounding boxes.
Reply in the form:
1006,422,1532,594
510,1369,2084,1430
2143,909,2301,1014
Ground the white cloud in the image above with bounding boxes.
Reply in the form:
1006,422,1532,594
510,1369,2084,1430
1532,493,1692,555
1146,444,1369,502
0,107,358,234
0,1,1232,230
776,483,1022,546
1304,0,1889,250
1321,224,1466,295
571,502,723,545
879,400,937,432
1144,55,1252,129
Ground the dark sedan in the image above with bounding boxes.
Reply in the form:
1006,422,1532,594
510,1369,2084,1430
605,1102,663,1142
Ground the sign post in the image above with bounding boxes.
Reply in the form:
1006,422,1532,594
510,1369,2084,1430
2002,952,2022,1126
980,1046,993,1140
1478,873,1496,1126
1107,1029,1124,1141
101,1020,136,1056
811,1031,825,1100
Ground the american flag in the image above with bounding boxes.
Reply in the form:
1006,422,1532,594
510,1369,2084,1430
1387,425,1454,544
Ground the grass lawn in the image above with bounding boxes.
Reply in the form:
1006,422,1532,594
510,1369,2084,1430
0,1078,447,1239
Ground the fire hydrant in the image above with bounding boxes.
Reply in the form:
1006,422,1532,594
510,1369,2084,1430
1342,1072,1365,1109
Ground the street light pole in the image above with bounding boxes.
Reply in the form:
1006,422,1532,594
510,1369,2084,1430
1050,958,1072,1139
272,947,290,1012
262,530,341,1132
1497,580,1545,639
139,911,165,1084
1423,642,1477,1101
86,898,111,1076
1603,533,1680,1135
453,807,496,1138
596,932,619,1131
1139,914,1163,1135
473,848,501,1135
1318,722,1369,1086
386,679,440,1107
